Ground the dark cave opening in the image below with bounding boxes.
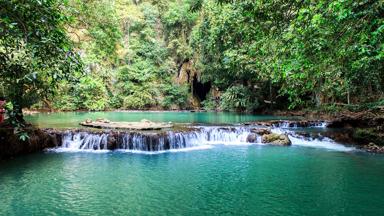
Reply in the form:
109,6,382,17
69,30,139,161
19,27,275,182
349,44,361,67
192,75,211,101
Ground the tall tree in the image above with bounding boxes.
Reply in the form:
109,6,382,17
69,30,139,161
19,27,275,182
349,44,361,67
0,0,82,125
193,0,383,110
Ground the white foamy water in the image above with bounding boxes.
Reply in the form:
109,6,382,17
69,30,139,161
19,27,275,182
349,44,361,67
275,121,328,128
48,125,355,153
46,148,111,153
289,136,355,152
271,128,355,152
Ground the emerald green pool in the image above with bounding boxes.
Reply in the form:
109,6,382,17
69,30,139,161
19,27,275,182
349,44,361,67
25,111,293,128
1,146,384,215
3,111,384,215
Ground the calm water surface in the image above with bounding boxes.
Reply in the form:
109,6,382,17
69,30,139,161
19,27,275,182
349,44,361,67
25,111,294,128
1,146,384,216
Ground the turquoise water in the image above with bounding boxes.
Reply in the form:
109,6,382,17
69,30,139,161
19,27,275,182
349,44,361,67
1,146,384,215
8,112,384,215
25,111,293,128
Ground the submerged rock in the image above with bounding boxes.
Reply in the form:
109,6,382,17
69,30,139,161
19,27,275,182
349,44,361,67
262,133,291,146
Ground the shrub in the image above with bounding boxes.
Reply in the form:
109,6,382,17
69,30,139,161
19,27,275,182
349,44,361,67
75,76,108,111
109,94,123,109
52,94,78,111
51,82,78,111
123,91,154,109
161,84,189,109
220,85,258,112
201,91,218,111
354,128,384,146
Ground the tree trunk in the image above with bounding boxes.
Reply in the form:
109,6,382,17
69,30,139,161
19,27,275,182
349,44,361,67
347,89,350,105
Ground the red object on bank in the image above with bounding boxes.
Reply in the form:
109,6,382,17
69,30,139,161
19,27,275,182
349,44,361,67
0,99,5,124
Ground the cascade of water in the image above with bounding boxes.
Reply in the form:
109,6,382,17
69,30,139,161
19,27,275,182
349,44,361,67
288,135,354,151
274,121,328,128
271,127,355,152
59,127,256,151
56,124,354,153
62,132,109,150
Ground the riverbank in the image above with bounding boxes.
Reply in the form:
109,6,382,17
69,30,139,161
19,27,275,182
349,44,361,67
277,108,384,125
0,126,59,161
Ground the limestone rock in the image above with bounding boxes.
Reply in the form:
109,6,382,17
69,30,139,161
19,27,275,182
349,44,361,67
96,118,110,123
262,133,291,146
80,119,173,130
251,128,271,136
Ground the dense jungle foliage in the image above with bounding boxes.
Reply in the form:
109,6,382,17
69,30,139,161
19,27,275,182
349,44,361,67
1,0,383,121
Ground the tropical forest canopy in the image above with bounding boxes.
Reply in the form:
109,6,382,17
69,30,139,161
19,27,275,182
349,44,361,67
1,0,383,118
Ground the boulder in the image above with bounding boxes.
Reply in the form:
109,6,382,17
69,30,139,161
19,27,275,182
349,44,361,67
107,132,117,150
246,133,258,143
262,133,291,146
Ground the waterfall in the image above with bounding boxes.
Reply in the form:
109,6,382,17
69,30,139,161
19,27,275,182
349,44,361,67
59,127,256,152
61,132,109,151
270,127,355,152
53,124,354,153
288,135,354,152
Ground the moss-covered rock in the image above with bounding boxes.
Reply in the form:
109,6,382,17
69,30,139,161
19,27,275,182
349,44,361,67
353,128,384,146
